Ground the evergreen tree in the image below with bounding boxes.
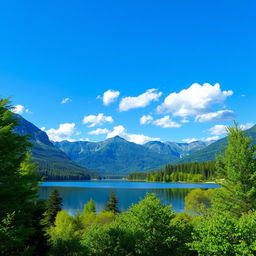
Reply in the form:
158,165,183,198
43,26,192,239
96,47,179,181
0,98,39,255
105,192,120,214
214,122,256,216
43,189,63,227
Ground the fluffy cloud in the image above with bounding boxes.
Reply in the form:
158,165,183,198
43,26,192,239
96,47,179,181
153,116,181,128
208,124,227,135
12,104,31,114
83,113,114,127
106,125,160,144
240,123,254,130
119,89,162,111
44,123,76,141
61,98,72,104
88,128,109,135
195,110,235,123
156,83,233,118
98,90,120,106
140,115,153,125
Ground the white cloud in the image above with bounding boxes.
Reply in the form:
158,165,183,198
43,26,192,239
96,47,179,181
83,113,114,127
106,125,160,144
61,98,72,104
140,115,153,125
106,125,126,138
156,83,233,118
12,104,31,114
98,90,120,106
44,123,76,141
208,124,227,135
88,128,109,135
182,138,198,143
240,123,254,130
153,116,181,128
195,110,235,123
119,89,162,111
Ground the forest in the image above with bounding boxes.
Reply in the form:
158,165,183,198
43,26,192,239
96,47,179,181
1,98,256,256
128,161,216,182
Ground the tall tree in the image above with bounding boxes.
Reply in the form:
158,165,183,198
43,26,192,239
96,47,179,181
43,189,63,227
214,122,256,216
0,98,39,255
105,192,120,214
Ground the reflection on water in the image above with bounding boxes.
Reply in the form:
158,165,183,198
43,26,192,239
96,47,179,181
39,181,219,215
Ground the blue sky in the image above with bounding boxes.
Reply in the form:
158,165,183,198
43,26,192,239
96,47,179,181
0,0,255,144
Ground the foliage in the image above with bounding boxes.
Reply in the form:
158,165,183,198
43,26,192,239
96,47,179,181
82,193,181,256
191,211,256,255
214,122,256,217
83,198,96,214
128,161,216,182
185,188,215,215
42,189,63,227
47,210,85,256
0,98,39,255
105,192,120,214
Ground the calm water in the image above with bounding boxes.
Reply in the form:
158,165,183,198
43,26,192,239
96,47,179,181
39,179,220,215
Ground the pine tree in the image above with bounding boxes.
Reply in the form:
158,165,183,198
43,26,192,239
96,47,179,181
105,192,120,214
0,98,39,255
43,189,63,227
214,122,256,216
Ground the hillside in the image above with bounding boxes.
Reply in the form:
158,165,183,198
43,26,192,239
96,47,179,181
54,136,178,175
13,115,95,180
143,140,207,158
176,124,256,163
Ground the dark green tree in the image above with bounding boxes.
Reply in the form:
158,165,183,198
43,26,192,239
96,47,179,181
43,189,63,227
105,192,120,214
0,98,39,255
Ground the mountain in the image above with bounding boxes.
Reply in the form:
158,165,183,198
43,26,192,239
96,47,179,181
13,115,95,180
54,136,178,175
143,140,207,158
176,124,256,163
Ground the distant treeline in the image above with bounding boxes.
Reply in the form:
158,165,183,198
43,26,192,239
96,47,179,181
38,169,91,181
128,161,216,182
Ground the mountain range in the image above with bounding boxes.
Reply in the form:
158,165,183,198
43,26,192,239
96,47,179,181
176,124,256,163
13,114,256,177
13,114,95,179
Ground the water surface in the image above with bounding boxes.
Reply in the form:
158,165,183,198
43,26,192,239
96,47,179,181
39,179,220,215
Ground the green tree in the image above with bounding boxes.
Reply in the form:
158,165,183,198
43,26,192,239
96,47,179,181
191,210,256,256
47,210,85,256
214,122,256,216
105,192,120,214
185,188,215,215
43,189,63,227
83,198,96,214
0,98,39,255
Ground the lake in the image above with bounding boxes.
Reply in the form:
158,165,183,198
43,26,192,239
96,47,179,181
39,179,220,215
